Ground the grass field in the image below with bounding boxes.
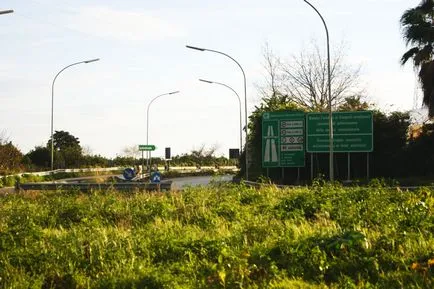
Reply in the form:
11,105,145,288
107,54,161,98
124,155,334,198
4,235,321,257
0,181,433,288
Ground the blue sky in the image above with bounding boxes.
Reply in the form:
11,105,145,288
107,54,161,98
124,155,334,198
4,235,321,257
0,0,420,158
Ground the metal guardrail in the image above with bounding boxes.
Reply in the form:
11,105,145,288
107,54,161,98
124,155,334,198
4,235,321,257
3,166,239,178
3,167,124,178
16,181,172,192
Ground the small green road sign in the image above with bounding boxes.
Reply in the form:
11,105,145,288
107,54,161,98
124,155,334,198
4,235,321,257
306,111,373,152
262,111,305,168
138,144,156,151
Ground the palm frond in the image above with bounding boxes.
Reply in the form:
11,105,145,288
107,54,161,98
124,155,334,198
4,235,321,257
400,8,425,27
401,47,420,65
419,0,434,12
414,44,433,66
402,22,433,46
400,1,434,46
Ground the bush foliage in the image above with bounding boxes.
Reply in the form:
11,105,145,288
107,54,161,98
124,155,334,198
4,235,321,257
0,183,432,288
0,142,23,175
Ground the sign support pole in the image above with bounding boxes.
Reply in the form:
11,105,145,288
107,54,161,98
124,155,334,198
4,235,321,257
138,145,156,179
310,154,314,180
281,168,284,184
366,152,370,180
141,151,144,178
146,155,149,175
347,153,351,181
149,151,152,177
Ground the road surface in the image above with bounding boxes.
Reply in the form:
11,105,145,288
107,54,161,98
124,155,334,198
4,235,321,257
0,175,234,194
168,175,234,190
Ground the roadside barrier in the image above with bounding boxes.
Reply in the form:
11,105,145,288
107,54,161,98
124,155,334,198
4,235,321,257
3,166,238,178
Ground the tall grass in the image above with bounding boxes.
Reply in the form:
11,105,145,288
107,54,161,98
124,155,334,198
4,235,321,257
0,183,432,288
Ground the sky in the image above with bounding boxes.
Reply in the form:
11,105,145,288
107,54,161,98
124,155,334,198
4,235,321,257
0,0,422,159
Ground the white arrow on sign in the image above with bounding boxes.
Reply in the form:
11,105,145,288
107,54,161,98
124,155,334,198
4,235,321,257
264,125,278,163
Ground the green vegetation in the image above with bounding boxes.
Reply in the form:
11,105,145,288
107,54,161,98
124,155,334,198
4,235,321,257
0,171,123,189
1,183,432,288
161,169,237,179
240,92,434,184
21,133,238,173
0,140,23,175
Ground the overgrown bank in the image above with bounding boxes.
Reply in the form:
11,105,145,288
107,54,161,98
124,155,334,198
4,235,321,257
0,183,432,288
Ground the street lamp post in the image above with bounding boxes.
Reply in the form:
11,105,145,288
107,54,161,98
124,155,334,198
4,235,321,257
199,78,243,157
50,58,100,171
302,0,334,181
0,10,14,15
146,91,180,176
186,45,249,180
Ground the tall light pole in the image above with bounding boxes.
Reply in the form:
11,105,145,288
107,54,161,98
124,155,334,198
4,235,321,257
146,91,180,175
0,10,14,15
302,0,334,181
186,45,249,180
199,78,243,157
50,58,100,171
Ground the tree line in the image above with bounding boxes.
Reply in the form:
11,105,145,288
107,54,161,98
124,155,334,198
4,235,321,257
238,95,434,184
0,131,237,175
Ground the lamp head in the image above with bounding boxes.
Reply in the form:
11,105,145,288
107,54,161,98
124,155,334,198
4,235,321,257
199,79,213,84
186,45,206,51
84,58,100,63
0,10,14,15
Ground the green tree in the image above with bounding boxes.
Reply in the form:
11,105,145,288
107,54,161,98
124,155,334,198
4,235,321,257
26,146,50,169
371,111,411,178
82,154,110,167
60,146,83,168
47,131,83,168
400,0,434,117
337,96,371,111
47,130,81,152
169,145,232,167
406,122,434,176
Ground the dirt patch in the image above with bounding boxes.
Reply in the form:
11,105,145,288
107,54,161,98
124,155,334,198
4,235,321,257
0,187,15,196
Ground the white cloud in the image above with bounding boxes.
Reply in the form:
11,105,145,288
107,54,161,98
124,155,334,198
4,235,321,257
67,6,186,42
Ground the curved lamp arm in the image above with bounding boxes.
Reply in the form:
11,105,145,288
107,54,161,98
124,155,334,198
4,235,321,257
199,78,243,154
50,58,100,171
186,45,249,180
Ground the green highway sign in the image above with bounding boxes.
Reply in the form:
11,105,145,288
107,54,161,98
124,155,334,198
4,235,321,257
262,111,305,168
138,144,156,151
306,111,373,152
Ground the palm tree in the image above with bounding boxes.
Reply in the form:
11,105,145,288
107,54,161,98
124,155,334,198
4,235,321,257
401,0,434,117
